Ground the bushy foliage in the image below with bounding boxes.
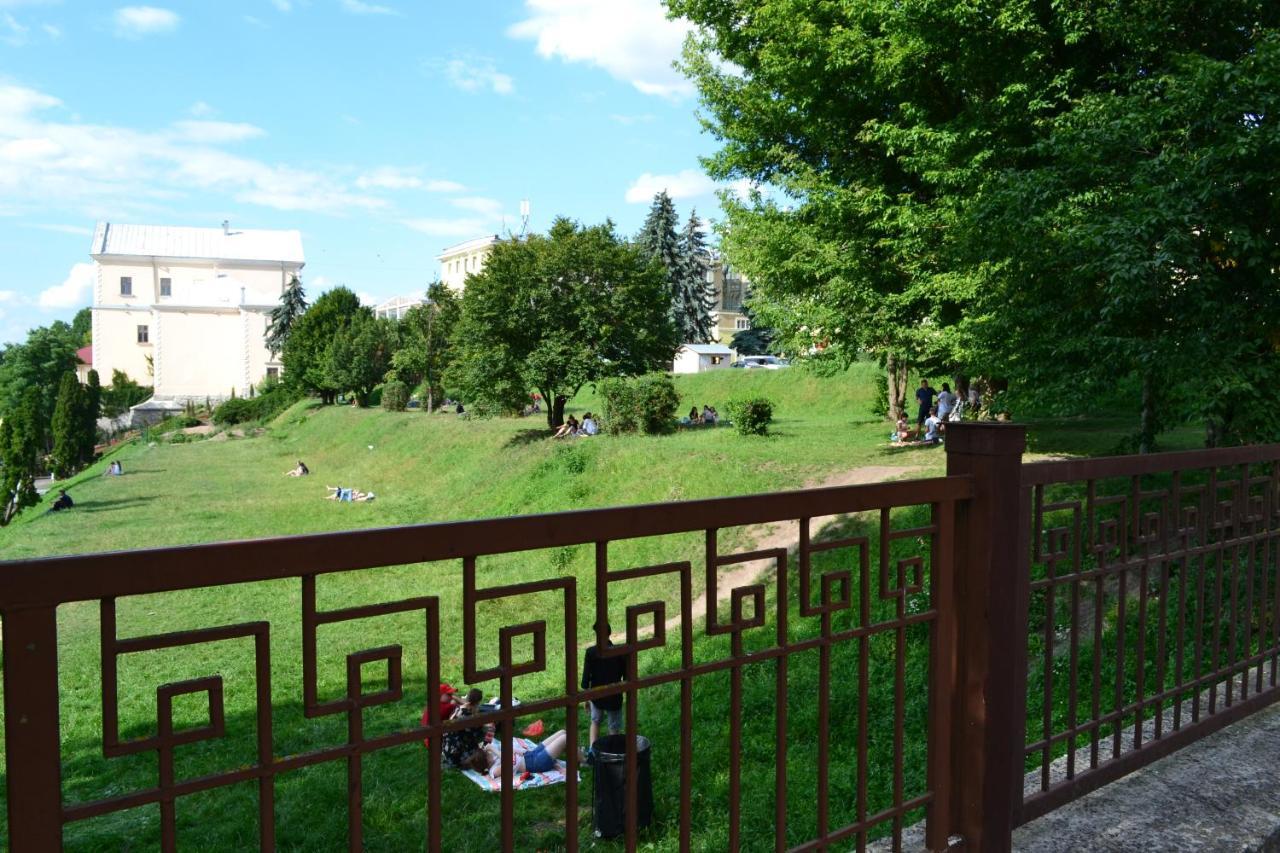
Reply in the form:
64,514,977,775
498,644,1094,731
282,287,366,404
101,369,152,419
598,373,681,435
50,372,84,477
211,397,258,426
1,386,43,524
212,382,300,426
380,381,408,411
725,397,775,436
389,283,460,412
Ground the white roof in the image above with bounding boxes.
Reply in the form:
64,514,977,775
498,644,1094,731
437,234,500,259
91,222,305,265
680,344,735,355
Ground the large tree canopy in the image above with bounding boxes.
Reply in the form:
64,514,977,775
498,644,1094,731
672,0,1280,446
447,217,678,428
390,283,461,412
282,286,367,405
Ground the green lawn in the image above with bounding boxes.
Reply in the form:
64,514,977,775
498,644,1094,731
0,366,1206,850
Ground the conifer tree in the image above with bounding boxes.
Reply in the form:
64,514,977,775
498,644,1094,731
266,274,308,357
637,191,685,338
1,387,43,524
82,369,102,464
51,372,83,478
677,209,717,343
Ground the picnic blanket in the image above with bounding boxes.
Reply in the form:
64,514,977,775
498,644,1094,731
460,737,579,792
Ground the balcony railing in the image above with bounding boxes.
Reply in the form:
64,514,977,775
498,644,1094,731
2,424,1278,851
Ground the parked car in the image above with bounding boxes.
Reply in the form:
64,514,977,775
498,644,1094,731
733,355,791,369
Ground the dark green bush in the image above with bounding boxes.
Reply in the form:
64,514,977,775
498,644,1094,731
725,397,775,436
599,373,680,435
381,381,409,412
212,397,258,425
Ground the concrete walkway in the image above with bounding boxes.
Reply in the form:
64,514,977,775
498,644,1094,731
1014,698,1280,852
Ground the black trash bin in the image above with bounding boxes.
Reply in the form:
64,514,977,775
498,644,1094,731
591,734,653,839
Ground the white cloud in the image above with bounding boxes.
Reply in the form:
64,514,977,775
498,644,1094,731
438,57,514,95
0,290,18,303
355,167,465,193
41,22,59,37
114,6,179,38
340,0,395,14
625,168,715,203
0,82,386,216
38,261,94,309
171,120,265,143
509,0,694,99
0,0,60,6
402,218,494,238
2,13,29,46
188,100,215,118
269,0,291,10
450,196,503,217
356,290,377,305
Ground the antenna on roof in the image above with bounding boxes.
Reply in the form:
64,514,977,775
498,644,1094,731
519,199,530,238
222,219,231,236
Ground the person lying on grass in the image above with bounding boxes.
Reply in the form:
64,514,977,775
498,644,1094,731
466,729,577,780
284,460,309,477
324,485,375,502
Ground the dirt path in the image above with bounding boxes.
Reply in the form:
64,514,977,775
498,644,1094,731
606,465,923,644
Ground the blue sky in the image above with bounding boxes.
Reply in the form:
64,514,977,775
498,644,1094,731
0,0,741,344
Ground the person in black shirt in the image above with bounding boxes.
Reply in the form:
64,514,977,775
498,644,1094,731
49,489,74,512
915,380,936,427
582,622,626,751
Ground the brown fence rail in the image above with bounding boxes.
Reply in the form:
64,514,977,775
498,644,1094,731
2,470,971,852
7,425,1280,852
1019,444,1280,824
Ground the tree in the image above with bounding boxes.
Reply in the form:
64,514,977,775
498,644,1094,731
82,369,102,463
0,321,79,447
100,369,151,419
729,302,774,356
72,308,92,346
50,372,84,478
677,210,717,343
447,218,679,428
281,287,366,404
390,283,461,412
323,313,398,407
638,191,688,339
266,274,308,357
1,387,43,524
672,0,1280,447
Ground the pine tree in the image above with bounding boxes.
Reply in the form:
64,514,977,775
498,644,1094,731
637,191,685,338
266,274,308,357
82,369,102,465
1,387,43,524
677,209,717,343
51,372,85,478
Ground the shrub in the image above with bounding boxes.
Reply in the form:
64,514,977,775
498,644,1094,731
212,397,258,426
381,381,409,412
725,397,775,436
599,373,680,435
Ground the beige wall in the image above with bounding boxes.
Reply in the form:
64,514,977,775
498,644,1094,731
93,308,155,387
96,258,288,308
438,238,498,291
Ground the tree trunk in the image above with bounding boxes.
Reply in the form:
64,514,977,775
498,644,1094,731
547,393,567,429
1138,372,1157,454
886,353,909,422
426,385,434,414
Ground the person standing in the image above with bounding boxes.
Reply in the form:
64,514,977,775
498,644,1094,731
915,380,936,427
936,383,955,420
582,622,626,754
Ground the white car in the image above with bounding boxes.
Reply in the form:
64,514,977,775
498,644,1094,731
733,355,790,369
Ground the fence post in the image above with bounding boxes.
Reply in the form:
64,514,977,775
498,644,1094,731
3,606,64,851
945,422,1027,852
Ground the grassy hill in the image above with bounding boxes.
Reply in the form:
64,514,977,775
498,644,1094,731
0,365,1209,850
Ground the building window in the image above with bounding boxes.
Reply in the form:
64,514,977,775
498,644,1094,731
137,325,149,344
711,355,723,365
266,367,279,380
120,276,132,296
160,277,171,297
736,318,750,330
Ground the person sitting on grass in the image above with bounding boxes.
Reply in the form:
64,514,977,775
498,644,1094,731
893,416,917,443
553,415,579,438
285,460,309,477
467,729,577,781
688,406,701,425
922,406,944,444
104,460,123,476
579,412,599,436
49,489,74,512
702,405,717,426
443,688,487,768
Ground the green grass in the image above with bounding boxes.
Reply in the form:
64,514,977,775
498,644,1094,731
0,365,1211,850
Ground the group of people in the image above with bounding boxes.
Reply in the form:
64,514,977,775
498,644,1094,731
104,460,123,476
553,412,599,438
893,380,965,446
684,405,719,426
424,622,628,786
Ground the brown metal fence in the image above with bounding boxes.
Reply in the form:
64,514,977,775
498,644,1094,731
1018,444,1280,825
4,424,1280,851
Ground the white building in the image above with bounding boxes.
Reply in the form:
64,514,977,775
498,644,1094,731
89,222,304,402
437,234,499,291
673,343,735,374
374,294,428,321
